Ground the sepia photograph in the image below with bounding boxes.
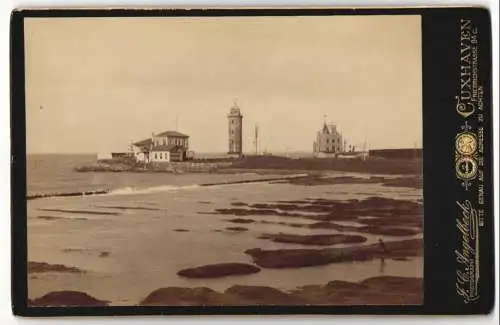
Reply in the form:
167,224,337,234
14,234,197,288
24,14,423,307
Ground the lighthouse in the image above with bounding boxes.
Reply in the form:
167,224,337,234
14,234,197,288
227,101,243,156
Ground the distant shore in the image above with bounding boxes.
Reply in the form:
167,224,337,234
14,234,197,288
74,155,422,175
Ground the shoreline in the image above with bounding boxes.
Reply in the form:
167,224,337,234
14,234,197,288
27,173,421,200
74,155,422,175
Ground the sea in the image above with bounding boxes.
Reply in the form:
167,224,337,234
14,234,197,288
27,154,423,305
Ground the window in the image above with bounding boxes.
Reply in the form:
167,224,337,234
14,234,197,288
155,153,157,159
160,153,163,159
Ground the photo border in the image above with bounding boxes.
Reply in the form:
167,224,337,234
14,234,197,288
10,7,494,316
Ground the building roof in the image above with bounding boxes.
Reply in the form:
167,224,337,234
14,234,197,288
322,123,339,135
155,130,189,138
133,138,153,147
151,144,184,152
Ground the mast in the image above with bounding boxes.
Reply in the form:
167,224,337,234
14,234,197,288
254,124,259,155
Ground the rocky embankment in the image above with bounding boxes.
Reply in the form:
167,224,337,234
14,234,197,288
75,160,233,173
74,155,422,175
28,275,422,306
227,155,421,175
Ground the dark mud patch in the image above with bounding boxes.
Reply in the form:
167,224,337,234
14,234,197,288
225,285,306,305
30,291,108,307
359,226,420,236
307,222,419,237
61,248,87,253
292,276,422,305
177,263,260,279
245,238,422,269
226,227,249,232
211,196,420,221
38,208,119,216
308,221,359,231
37,215,63,221
208,208,308,218
277,175,382,186
227,218,255,224
381,177,422,189
28,261,85,274
140,287,232,306
38,215,88,221
277,174,422,190
140,276,422,306
259,233,367,246
204,196,422,236
259,220,307,228
231,202,248,207
94,205,160,211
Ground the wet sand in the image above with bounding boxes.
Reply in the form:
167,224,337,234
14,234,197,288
28,173,422,306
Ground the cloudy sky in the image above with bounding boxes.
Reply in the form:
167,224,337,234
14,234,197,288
25,15,422,154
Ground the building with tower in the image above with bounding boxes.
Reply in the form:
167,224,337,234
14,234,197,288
313,121,369,160
227,102,243,157
313,123,345,157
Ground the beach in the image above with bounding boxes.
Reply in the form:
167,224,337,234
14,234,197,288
27,154,423,306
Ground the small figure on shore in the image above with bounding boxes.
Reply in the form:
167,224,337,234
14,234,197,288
379,255,386,274
378,238,387,274
378,238,387,255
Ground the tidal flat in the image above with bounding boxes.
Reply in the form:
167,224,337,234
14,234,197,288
28,171,422,306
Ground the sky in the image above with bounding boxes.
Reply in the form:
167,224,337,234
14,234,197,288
25,15,422,154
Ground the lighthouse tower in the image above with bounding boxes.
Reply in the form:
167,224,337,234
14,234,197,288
227,101,243,156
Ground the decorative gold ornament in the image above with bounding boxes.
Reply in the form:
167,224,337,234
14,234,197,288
456,132,477,155
455,156,478,180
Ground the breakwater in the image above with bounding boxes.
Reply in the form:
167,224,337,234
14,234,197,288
27,174,309,201
27,190,109,201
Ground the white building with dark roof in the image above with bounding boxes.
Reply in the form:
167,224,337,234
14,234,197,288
132,130,190,163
